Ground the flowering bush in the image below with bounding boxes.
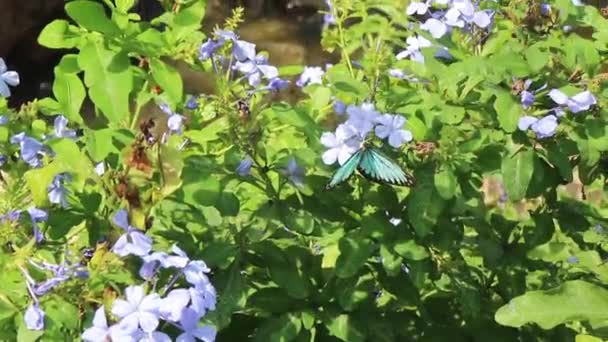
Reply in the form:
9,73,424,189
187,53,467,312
0,0,608,340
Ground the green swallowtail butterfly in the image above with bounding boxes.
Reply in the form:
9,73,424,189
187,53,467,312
326,146,415,189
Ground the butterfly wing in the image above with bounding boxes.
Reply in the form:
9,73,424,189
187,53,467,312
326,150,363,189
358,148,415,186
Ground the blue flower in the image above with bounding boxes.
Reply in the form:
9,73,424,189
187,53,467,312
266,77,289,92
112,210,153,257
374,114,413,148
396,35,432,64
159,104,185,136
186,95,199,110
333,100,346,115
518,114,558,139
29,257,88,296
323,0,337,26
234,54,279,87
10,132,47,168
48,173,70,208
177,307,216,342
24,304,45,330
198,39,223,61
82,306,112,342
519,80,547,109
548,89,596,114
111,285,162,333
0,58,19,97
27,207,48,243
236,156,254,176
321,124,361,165
0,155,6,167
406,1,430,15
0,115,7,125
53,115,77,139
296,66,325,87
281,158,305,187
345,102,380,138
567,255,579,264
95,162,105,176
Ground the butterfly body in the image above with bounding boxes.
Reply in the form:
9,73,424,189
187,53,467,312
326,146,415,189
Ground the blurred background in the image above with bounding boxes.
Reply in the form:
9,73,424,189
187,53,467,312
0,0,330,106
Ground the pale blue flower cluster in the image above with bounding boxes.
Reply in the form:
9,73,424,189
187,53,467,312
517,88,596,139
78,209,217,341
321,103,413,165
198,30,288,91
407,0,494,39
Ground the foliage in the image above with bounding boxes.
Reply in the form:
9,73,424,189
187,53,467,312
0,0,608,340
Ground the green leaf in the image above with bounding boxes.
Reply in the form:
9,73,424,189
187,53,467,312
171,0,206,41
325,314,365,342
253,313,302,342
501,149,535,201
309,86,332,111
37,20,79,49
52,68,85,124
24,162,66,206
115,0,136,12
393,239,429,260
85,128,125,161
335,232,374,278
150,58,183,105
434,167,457,200
257,242,312,299
407,165,445,236
525,45,549,72
78,42,133,124
65,0,119,35
494,91,521,133
495,280,608,329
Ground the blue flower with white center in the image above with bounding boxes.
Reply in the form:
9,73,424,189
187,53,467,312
112,210,153,257
236,156,254,176
0,58,19,98
518,114,558,139
48,173,71,208
24,304,45,331
548,89,596,114
111,285,162,333
296,66,325,87
10,132,47,168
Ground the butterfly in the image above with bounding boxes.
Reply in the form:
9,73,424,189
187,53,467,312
326,146,415,189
